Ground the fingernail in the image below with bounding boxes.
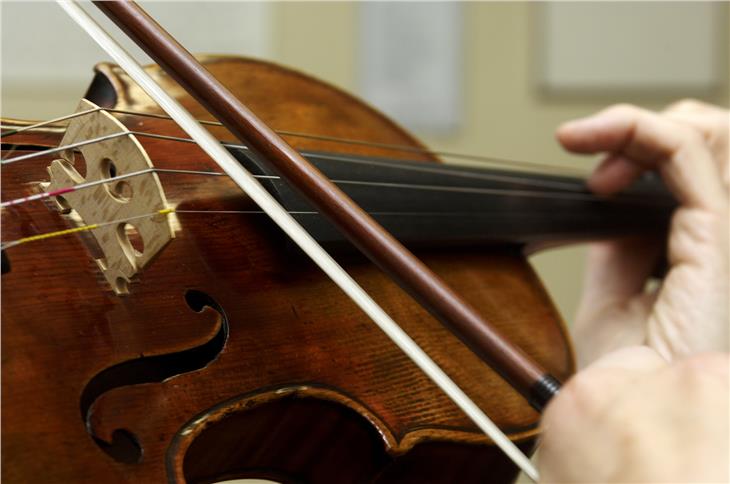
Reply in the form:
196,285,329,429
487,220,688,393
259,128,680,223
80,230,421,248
557,117,592,135
556,121,578,140
556,120,577,134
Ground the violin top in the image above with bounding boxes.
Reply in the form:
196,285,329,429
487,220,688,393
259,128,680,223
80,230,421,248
0,54,672,483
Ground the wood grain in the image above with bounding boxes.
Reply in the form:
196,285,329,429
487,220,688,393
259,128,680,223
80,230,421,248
1,56,574,483
94,0,557,402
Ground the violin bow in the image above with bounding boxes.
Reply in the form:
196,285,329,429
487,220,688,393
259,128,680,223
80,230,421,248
58,0,557,478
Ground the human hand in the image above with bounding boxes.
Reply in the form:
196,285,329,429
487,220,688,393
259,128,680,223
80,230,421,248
663,99,729,182
557,102,729,367
538,346,729,483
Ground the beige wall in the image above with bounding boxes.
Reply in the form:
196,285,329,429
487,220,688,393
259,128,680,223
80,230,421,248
2,1,728,324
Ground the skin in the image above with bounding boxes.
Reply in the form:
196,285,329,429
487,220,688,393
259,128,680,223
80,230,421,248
540,348,728,483
538,100,729,483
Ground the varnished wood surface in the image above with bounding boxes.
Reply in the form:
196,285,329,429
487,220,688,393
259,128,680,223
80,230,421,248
95,1,553,399
1,56,574,483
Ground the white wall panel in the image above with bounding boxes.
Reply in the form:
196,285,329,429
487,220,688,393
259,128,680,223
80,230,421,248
359,2,462,134
537,2,724,93
1,1,272,118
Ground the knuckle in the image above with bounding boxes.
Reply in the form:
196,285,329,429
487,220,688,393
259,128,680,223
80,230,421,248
668,208,721,262
681,124,704,144
676,352,730,375
671,208,713,234
667,98,704,113
604,103,641,118
557,370,603,410
669,120,705,147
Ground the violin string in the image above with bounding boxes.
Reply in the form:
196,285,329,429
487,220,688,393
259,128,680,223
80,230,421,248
0,167,158,208
0,203,650,250
2,129,592,195
0,162,671,210
1,112,599,196
1,131,132,165
0,107,101,136
112,108,585,175
2,144,19,161
1,106,587,176
1,208,172,250
0,121,583,192
2,123,668,205
286,150,587,192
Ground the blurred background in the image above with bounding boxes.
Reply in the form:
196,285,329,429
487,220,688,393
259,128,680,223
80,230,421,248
2,1,728,325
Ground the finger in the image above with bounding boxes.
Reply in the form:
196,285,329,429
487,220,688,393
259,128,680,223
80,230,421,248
586,345,667,372
662,100,728,157
538,353,664,482
542,347,666,434
587,154,644,195
557,104,724,209
673,352,730,381
663,110,729,187
664,110,728,134
663,98,725,117
556,104,681,159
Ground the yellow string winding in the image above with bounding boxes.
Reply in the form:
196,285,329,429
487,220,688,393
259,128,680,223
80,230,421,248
2,208,173,249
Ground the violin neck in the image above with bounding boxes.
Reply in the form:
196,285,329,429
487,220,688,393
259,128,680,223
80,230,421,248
231,148,675,251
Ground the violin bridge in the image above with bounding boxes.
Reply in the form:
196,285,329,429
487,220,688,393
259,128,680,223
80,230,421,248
43,99,174,295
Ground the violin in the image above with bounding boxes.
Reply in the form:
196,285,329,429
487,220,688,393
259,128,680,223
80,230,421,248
1,4,674,483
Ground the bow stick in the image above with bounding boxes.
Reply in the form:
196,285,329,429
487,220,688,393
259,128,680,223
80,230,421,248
92,0,561,412
58,0,553,479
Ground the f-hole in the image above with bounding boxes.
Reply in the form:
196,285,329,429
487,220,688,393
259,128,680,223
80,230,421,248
80,290,228,464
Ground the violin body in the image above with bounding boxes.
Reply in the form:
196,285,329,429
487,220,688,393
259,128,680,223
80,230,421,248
2,57,574,483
